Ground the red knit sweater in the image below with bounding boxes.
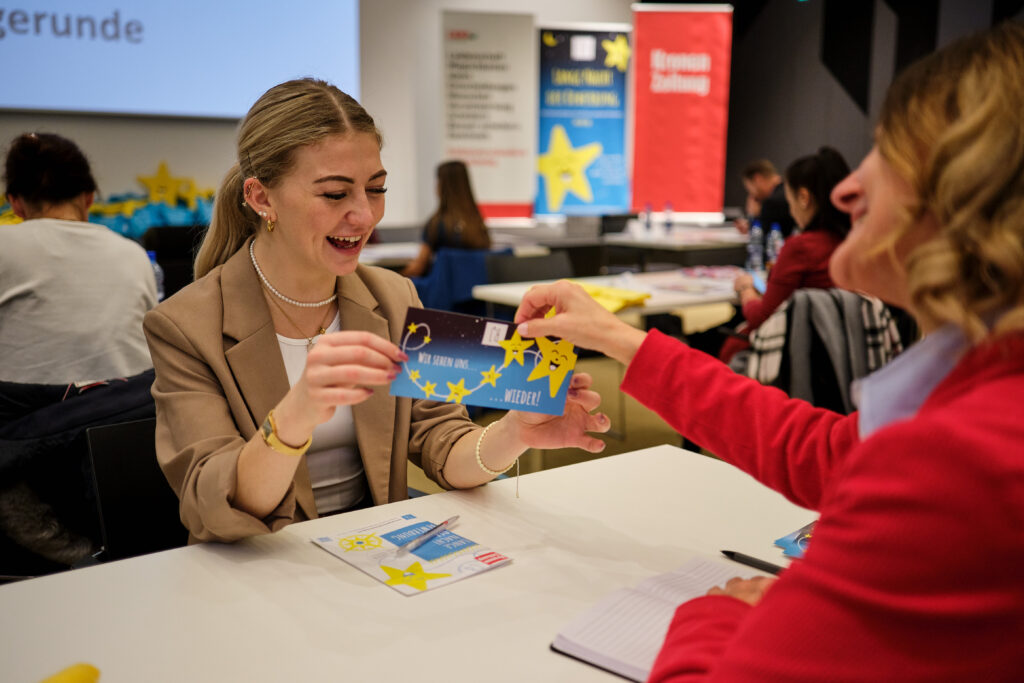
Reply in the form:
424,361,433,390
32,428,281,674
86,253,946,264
621,330,1024,682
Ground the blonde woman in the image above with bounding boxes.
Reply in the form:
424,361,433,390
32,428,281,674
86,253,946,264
144,79,608,543
515,22,1024,679
402,160,490,277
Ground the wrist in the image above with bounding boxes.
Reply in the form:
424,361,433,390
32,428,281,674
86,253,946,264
272,395,317,449
606,324,647,366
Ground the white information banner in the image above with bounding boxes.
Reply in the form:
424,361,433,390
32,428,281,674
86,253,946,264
442,11,537,218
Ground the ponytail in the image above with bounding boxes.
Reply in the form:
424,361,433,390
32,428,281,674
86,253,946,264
194,164,256,279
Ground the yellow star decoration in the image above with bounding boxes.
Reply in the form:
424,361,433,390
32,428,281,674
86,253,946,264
446,378,471,404
338,533,383,552
407,323,419,333
422,381,437,398
498,330,535,367
137,161,186,206
381,562,451,592
542,31,559,47
537,125,603,212
424,335,432,344
527,337,579,397
480,365,502,387
408,369,420,381
602,34,631,72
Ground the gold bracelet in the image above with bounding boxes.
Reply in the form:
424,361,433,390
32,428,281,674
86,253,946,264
474,422,516,476
260,410,312,457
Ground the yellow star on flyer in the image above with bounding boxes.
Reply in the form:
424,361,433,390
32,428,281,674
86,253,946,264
480,365,502,387
408,369,420,381
537,125,602,212
338,533,383,552
602,34,631,72
446,378,471,404
527,336,578,397
424,335,432,344
381,562,451,592
422,381,437,398
498,331,535,367
407,322,419,333
542,31,559,47
137,161,184,205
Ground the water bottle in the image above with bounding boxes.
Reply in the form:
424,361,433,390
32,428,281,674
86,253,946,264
746,220,764,271
643,201,653,233
663,201,674,232
147,250,165,301
765,223,785,271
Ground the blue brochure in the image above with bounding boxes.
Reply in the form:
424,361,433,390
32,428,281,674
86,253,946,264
389,307,576,415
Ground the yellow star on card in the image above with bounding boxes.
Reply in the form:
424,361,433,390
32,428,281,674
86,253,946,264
409,369,420,381
380,562,451,592
527,336,578,397
338,533,383,552
537,125,602,212
480,365,502,387
422,381,437,398
137,161,184,206
542,31,559,47
498,330,535,367
446,378,471,404
424,335,432,344
407,322,418,333
602,34,631,72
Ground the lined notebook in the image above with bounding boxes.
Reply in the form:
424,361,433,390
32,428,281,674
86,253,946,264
551,558,742,682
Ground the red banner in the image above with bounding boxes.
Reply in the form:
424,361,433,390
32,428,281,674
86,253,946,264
631,7,732,214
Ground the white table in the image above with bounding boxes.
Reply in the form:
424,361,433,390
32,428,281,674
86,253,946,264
0,446,812,683
472,269,740,317
360,241,421,268
604,224,748,251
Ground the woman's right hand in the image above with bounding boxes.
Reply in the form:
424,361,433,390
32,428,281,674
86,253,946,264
513,280,648,365
273,331,406,446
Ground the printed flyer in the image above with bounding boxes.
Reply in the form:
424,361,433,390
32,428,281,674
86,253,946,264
312,513,511,596
389,307,576,415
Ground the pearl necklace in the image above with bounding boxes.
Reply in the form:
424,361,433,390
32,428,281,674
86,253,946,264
249,240,337,308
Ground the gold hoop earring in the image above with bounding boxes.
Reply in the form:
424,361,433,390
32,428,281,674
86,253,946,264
266,219,276,233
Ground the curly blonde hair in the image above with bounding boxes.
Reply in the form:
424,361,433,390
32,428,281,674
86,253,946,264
877,21,1024,342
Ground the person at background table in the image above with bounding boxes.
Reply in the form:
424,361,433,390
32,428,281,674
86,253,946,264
733,158,796,239
720,147,851,364
401,159,491,277
1,132,157,384
143,79,608,544
515,22,1024,680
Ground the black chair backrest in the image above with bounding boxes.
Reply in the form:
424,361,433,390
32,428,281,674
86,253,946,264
86,417,187,561
485,250,574,284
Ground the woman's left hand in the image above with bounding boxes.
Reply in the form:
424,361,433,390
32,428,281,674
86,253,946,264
509,372,609,453
707,575,777,607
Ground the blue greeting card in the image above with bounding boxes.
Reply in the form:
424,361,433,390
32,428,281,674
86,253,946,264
389,307,576,415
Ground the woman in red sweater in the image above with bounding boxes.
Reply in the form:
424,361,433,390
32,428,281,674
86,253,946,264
515,22,1024,681
720,147,851,364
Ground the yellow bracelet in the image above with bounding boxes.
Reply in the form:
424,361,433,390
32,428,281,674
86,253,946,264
260,410,312,457
474,422,516,476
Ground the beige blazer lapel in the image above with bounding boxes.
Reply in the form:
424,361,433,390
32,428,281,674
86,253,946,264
338,270,397,505
220,242,318,520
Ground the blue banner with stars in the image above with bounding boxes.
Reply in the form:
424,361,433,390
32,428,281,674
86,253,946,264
389,307,576,416
535,26,631,216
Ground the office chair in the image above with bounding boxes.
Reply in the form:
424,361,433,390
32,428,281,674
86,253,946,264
86,417,188,561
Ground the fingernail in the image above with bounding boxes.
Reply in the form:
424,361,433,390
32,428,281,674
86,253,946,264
516,323,529,336
568,388,579,398
399,352,409,362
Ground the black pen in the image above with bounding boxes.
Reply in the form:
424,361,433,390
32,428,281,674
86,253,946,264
721,550,785,576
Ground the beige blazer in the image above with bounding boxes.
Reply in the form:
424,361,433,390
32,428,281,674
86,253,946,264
143,241,477,543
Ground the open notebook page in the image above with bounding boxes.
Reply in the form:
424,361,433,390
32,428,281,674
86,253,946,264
551,558,742,682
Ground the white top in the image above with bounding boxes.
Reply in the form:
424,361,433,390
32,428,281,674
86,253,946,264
276,311,366,514
0,218,157,384
0,445,813,682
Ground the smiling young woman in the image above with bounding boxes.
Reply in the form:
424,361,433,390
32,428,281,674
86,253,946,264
144,78,610,543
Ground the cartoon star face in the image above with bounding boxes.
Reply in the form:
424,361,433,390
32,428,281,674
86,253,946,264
498,330,535,367
526,336,578,397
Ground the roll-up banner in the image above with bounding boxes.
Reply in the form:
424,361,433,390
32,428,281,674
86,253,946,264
535,24,632,217
631,4,733,218
442,11,537,219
